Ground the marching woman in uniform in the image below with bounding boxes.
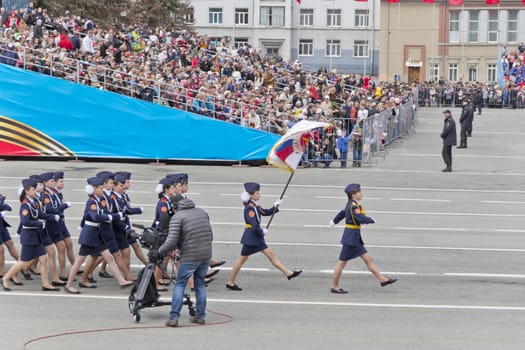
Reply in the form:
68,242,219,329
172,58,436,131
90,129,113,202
226,182,302,291
329,183,397,294
64,177,134,294
0,193,22,284
2,178,58,291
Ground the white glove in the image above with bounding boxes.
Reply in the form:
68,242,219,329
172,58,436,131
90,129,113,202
273,198,282,207
77,226,82,233
329,220,336,227
54,214,60,222
139,207,144,213
119,212,123,219
5,203,12,211
0,211,3,217
107,214,113,221
65,202,71,208
42,222,46,229
368,217,375,223
262,228,269,236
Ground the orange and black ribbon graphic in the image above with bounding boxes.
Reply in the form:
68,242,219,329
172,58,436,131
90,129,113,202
0,115,75,157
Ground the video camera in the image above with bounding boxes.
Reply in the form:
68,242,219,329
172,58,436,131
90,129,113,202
127,224,167,251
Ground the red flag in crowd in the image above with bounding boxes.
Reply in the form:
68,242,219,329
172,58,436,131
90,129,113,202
485,0,499,4
296,0,301,4
386,0,400,3
449,0,464,5
422,0,435,3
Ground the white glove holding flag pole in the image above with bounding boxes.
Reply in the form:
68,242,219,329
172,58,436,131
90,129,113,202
273,198,282,207
329,220,336,227
262,228,269,236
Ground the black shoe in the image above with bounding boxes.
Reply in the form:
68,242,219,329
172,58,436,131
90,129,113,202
10,278,23,286
98,271,113,278
79,282,97,289
205,269,220,279
3,284,12,292
30,268,41,276
21,271,33,280
287,270,302,280
88,277,97,283
52,280,66,287
59,276,73,282
226,283,242,291
210,260,226,268
441,168,452,172
380,278,397,287
331,288,348,294
42,286,60,292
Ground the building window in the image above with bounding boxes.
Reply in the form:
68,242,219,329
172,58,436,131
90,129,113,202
327,9,342,27
260,6,285,27
355,9,369,28
209,8,223,24
266,47,280,57
448,63,458,82
353,40,368,58
326,39,341,57
449,11,460,43
299,39,313,56
234,38,249,49
429,63,439,82
487,10,498,43
300,9,313,26
468,64,477,82
235,8,249,25
507,10,518,43
468,11,479,43
487,64,497,82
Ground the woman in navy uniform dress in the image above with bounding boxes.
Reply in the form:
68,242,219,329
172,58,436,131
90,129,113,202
2,179,59,291
41,172,71,283
0,193,22,284
53,171,77,279
329,183,397,294
226,182,302,291
64,177,134,294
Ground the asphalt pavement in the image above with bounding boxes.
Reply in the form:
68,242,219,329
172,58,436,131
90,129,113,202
1,106,525,350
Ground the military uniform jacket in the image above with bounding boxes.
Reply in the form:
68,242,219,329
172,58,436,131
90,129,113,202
153,194,174,231
441,115,457,146
79,195,114,248
98,191,121,244
110,191,130,233
19,198,46,246
0,201,12,231
122,192,142,227
459,103,474,127
42,188,68,235
240,200,278,247
332,200,374,247
55,190,71,236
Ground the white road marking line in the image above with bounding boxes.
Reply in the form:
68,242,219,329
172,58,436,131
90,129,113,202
4,293,525,312
394,227,470,231
444,273,525,278
390,198,452,202
482,200,525,205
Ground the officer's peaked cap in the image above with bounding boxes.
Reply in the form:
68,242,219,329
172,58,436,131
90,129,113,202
244,182,260,193
344,183,361,194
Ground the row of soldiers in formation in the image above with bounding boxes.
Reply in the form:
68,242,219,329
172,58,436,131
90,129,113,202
0,171,225,293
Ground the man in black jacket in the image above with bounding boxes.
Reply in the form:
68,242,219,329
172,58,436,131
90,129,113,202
440,110,457,172
458,99,474,148
157,195,213,327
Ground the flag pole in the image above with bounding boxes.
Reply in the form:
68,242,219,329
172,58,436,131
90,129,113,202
265,170,295,229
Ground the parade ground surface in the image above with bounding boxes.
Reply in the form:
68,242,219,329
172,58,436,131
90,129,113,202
1,107,525,350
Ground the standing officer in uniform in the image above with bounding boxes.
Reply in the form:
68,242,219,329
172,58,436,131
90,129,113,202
440,109,457,172
458,99,474,149
329,183,397,294
226,182,301,291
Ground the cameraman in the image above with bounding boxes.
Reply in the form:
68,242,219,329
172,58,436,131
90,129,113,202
155,195,213,327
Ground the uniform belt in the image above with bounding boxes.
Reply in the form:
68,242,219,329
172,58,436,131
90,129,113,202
345,224,361,229
245,224,252,228
85,221,100,227
22,225,39,229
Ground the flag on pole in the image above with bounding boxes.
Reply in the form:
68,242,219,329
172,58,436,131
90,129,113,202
422,0,435,3
485,0,499,4
267,120,328,173
449,0,464,5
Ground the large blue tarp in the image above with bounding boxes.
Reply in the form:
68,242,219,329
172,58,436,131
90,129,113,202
0,64,279,161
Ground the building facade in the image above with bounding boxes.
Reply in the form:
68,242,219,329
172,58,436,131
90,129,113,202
187,0,380,76
379,0,525,83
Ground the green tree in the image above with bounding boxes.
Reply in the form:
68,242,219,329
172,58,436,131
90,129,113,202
35,0,193,30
